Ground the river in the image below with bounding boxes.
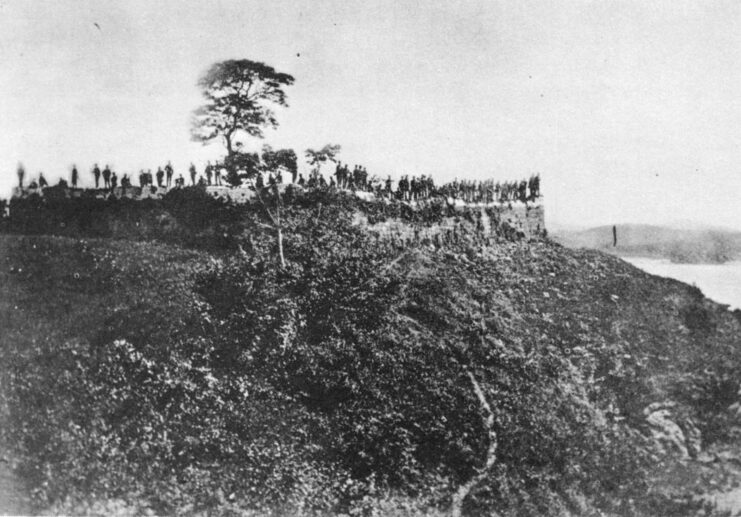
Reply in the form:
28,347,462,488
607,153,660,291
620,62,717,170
622,257,741,311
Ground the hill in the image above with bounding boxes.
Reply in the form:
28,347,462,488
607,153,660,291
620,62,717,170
1,193,741,516
553,223,741,263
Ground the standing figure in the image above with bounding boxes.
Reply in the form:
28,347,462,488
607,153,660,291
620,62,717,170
102,165,111,189
71,165,79,188
38,172,48,188
189,163,197,186
92,164,101,188
110,172,118,190
156,167,164,188
334,161,343,188
214,167,222,186
205,162,213,186
17,164,25,188
165,162,174,188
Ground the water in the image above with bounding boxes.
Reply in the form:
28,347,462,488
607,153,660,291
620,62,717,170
622,257,741,310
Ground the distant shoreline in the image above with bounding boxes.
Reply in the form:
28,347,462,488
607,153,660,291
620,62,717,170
622,256,741,311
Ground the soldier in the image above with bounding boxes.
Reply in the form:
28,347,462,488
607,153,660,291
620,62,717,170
110,171,118,190
156,167,164,188
298,173,305,186
121,174,129,196
176,174,184,188
530,174,540,199
189,163,197,186
215,166,222,186
17,164,25,188
400,175,409,200
518,180,527,203
385,175,392,197
165,162,174,188
360,166,368,191
335,161,343,188
102,165,111,188
71,165,79,188
38,172,48,188
352,165,361,190
205,162,213,186
92,164,101,188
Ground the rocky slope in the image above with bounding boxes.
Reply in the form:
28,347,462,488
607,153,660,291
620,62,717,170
1,194,740,515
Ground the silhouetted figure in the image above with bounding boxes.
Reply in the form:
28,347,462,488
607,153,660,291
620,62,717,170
165,162,174,188
38,173,48,188
291,167,298,184
214,166,222,186
176,174,184,188
255,172,264,189
92,164,101,188
121,174,129,196
155,167,163,188
205,162,213,186
110,172,118,190
17,164,25,188
298,174,305,186
613,225,617,247
102,165,111,188
189,163,197,185
71,166,78,188
335,161,343,187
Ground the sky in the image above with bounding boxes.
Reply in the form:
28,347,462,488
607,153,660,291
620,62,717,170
1,0,740,230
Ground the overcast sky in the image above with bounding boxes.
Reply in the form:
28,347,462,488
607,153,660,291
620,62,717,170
1,0,739,229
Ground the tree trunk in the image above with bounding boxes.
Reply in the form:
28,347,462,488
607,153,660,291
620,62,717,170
277,227,285,268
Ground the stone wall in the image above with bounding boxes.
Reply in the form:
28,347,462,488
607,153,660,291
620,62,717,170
9,185,545,243
353,202,545,243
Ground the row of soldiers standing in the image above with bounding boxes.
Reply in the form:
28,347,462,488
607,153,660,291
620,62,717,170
15,161,541,204
437,175,541,204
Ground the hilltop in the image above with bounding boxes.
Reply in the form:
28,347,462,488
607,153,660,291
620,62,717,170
554,223,741,264
1,191,740,516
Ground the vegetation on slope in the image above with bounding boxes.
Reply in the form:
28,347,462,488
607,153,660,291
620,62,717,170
1,196,740,516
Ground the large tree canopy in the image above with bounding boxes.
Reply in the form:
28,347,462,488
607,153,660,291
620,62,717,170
192,59,295,162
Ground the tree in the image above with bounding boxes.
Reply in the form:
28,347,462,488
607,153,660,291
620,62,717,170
261,145,298,179
305,144,341,173
220,151,260,187
192,59,295,179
